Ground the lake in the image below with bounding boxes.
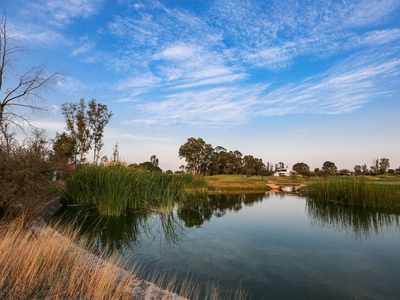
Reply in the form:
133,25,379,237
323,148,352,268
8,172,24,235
56,192,400,299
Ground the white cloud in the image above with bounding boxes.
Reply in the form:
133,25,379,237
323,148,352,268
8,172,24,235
173,73,247,89
71,42,95,56
126,48,400,127
155,43,199,61
256,50,400,116
116,72,160,90
57,76,91,95
39,0,104,27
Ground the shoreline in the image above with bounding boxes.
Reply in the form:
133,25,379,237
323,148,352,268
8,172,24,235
31,197,188,300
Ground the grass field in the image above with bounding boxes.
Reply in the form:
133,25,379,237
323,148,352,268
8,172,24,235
205,174,307,192
205,174,400,192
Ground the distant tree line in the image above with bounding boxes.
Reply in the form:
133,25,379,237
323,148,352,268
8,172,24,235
178,137,399,177
179,137,287,176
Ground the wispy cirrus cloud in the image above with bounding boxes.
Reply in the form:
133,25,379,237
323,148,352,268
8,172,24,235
71,42,95,56
256,50,400,116
126,48,400,127
34,0,398,127
20,0,105,27
57,76,91,95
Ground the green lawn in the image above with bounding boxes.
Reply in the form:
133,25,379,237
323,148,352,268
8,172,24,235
204,174,400,192
205,174,305,192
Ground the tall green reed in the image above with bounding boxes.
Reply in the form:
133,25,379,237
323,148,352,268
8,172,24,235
305,177,400,210
63,164,207,216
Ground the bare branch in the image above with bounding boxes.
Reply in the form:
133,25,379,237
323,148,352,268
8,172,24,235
0,8,61,127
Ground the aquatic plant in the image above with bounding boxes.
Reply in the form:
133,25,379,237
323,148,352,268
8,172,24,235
63,164,208,216
305,177,400,210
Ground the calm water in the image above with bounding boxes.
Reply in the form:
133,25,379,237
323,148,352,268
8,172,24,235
56,193,400,299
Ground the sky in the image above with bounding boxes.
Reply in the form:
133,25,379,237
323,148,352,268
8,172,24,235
4,0,400,171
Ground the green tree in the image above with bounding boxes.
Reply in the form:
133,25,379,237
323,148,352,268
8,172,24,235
61,98,112,164
354,164,362,176
0,9,59,128
322,161,337,176
292,162,310,173
226,150,243,174
379,158,390,174
210,146,227,175
179,137,213,175
139,155,162,172
243,155,265,175
52,132,76,163
87,99,113,164
361,164,368,174
370,158,379,175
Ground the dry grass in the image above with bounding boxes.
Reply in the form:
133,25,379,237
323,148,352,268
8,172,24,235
0,218,187,300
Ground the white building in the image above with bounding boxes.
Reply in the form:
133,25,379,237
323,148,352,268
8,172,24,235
273,168,297,177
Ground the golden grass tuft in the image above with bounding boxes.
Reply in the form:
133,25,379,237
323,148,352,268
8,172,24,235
0,218,188,300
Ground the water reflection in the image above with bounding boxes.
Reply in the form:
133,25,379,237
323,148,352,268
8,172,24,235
307,199,400,239
177,193,267,227
55,193,268,254
55,206,186,254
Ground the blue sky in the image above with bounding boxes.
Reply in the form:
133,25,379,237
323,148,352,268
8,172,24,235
5,0,400,171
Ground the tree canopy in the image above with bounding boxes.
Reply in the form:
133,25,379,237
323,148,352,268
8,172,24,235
61,98,112,164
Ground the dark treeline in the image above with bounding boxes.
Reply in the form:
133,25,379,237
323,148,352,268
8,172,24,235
178,137,277,176
178,137,400,177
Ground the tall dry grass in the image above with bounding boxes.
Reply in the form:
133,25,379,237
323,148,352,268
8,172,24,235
0,218,247,300
0,218,188,300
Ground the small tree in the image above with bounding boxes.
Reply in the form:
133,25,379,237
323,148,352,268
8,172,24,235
52,132,76,163
379,158,390,174
370,158,379,175
293,162,310,173
322,161,337,176
354,165,362,176
112,143,119,162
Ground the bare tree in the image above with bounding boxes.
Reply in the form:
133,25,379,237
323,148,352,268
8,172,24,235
0,8,60,128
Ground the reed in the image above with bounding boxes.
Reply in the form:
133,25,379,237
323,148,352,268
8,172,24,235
63,164,207,216
305,177,400,209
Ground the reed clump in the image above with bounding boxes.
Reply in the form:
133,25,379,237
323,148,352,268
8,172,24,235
305,177,400,209
63,164,208,216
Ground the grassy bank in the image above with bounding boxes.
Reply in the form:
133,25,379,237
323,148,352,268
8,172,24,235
0,220,160,299
305,177,400,209
63,164,207,216
205,174,305,192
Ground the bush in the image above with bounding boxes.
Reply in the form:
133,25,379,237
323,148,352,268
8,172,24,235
0,128,58,220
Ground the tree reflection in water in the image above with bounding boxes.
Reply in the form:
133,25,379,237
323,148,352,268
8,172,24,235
177,193,267,227
55,206,187,255
307,199,400,240
55,193,269,255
